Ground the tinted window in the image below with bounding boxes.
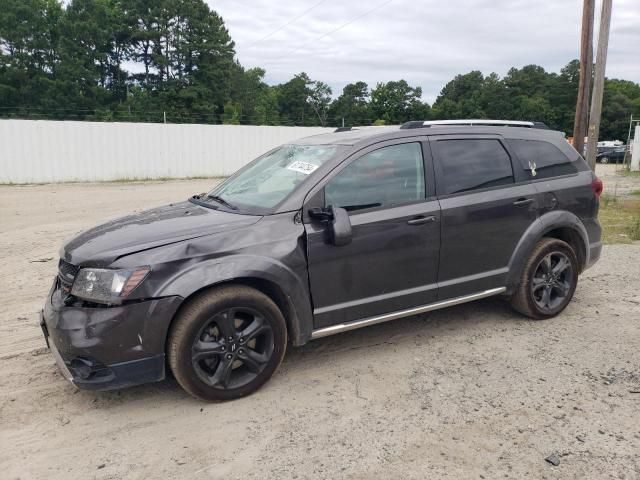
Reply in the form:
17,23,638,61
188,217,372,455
325,143,425,212
509,139,577,179
436,139,514,195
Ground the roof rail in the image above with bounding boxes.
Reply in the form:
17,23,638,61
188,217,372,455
334,125,399,133
399,121,426,130
400,119,549,129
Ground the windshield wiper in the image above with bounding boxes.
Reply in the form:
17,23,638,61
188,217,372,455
205,194,237,210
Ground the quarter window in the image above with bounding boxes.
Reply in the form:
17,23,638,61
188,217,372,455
435,139,514,195
325,143,425,212
509,139,577,179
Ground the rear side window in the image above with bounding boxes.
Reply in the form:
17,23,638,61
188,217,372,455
435,139,514,195
509,139,577,179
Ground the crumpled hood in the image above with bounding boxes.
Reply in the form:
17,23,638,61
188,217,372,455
61,201,261,266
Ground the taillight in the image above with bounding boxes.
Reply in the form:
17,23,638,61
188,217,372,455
592,177,603,199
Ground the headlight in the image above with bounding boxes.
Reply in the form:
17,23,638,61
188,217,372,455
71,267,150,303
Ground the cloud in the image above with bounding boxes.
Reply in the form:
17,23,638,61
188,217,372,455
211,0,640,103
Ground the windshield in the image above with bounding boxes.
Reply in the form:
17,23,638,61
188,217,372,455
206,144,341,212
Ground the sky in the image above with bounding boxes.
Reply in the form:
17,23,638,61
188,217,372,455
209,0,640,103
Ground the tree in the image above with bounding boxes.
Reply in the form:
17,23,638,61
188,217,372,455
329,81,371,126
176,0,235,113
0,0,64,115
222,100,241,124
308,80,331,126
124,0,235,121
503,64,551,97
511,95,555,125
478,72,511,119
433,71,485,119
229,66,279,124
370,80,430,124
1,3,639,137
601,92,634,141
58,0,130,110
127,0,162,85
548,60,580,134
601,79,640,141
275,72,313,125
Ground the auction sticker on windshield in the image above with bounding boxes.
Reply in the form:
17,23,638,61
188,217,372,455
287,161,319,175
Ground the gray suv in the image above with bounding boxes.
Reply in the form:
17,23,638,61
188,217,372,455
40,119,603,401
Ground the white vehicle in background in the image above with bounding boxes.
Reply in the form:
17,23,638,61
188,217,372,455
597,140,624,148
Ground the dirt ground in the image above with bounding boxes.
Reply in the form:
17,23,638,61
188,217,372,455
596,163,640,197
1,166,639,480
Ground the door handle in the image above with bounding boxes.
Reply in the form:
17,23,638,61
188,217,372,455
407,215,436,225
513,198,534,207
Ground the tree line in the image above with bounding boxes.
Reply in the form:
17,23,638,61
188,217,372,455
1,0,639,141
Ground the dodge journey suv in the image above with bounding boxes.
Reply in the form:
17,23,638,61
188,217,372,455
41,119,603,401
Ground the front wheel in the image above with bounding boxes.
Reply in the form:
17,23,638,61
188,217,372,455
510,238,579,319
168,285,287,401
600,156,609,164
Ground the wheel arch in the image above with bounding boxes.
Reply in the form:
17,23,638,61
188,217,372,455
157,256,314,349
542,226,587,272
507,211,589,292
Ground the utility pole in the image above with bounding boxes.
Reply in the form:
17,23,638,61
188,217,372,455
585,0,613,171
572,0,594,158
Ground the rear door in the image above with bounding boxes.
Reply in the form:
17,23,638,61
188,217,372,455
429,135,539,299
507,137,586,217
304,139,441,328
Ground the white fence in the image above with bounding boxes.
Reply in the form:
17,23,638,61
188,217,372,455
0,120,334,183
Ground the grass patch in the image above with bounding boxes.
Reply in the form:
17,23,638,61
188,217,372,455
620,169,640,178
599,196,640,244
601,193,618,207
630,189,640,196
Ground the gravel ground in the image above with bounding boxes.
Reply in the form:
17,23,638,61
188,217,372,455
597,163,639,197
1,167,639,480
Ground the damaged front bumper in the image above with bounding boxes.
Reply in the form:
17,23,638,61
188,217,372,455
40,280,182,391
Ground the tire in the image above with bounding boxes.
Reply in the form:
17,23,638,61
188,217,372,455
600,156,609,164
510,238,579,320
168,285,287,401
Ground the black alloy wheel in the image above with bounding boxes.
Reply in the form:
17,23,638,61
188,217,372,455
168,285,287,401
191,307,273,390
530,251,573,313
510,237,579,319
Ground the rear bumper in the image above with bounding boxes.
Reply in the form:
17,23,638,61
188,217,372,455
41,281,182,391
585,241,602,270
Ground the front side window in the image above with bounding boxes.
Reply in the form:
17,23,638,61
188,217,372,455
210,144,341,211
325,143,425,212
435,139,514,195
509,139,577,179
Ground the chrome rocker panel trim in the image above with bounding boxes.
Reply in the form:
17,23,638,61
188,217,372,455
310,287,507,339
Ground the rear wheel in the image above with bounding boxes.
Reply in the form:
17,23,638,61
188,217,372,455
510,238,578,319
168,285,287,401
600,156,609,164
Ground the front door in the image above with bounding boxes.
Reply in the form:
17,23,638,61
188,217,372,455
429,135,540,299
304,140,441,329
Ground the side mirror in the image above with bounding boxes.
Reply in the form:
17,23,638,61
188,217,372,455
328,206,352,246
308,205,352,246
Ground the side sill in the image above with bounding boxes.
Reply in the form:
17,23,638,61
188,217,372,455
310,287,506,340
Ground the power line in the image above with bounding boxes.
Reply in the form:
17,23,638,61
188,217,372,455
245,0,329,48
268,0,395,62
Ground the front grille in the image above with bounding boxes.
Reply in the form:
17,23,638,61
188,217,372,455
58,259,78,290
